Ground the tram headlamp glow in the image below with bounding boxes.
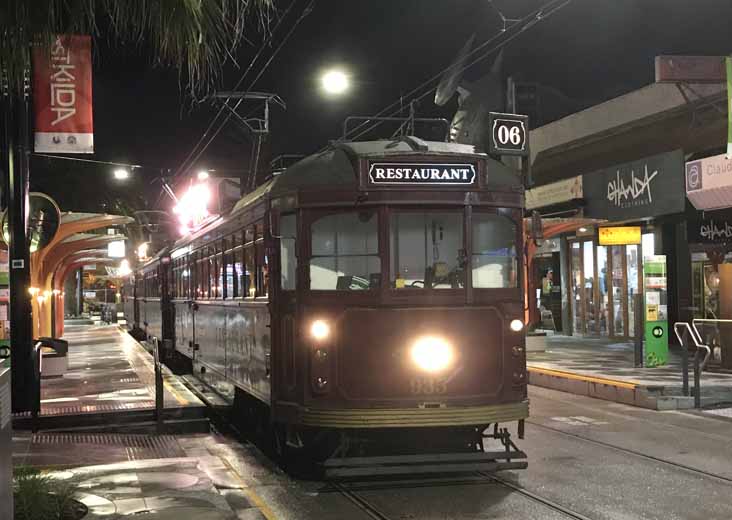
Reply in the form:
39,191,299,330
310,319,331,341
510,319,524,332
410,336,453,373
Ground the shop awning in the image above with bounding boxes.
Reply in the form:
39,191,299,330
686,153,732,211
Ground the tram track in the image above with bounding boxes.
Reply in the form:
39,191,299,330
528,420,732,485
332,472,598,520
478,472,595,520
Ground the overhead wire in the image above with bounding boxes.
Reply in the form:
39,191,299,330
170,0,315,187
171,0,301,182
339,0,573,145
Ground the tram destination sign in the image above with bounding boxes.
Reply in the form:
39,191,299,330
368,162,476,186
488,112,529,156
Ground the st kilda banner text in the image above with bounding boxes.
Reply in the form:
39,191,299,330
32,35,93,154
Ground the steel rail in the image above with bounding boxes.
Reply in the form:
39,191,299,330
528,420,732,485
478,472,595,520
333,482,393,520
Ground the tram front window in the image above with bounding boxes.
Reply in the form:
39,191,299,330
471,213,517,288
310,210,380,290
390,211,464,289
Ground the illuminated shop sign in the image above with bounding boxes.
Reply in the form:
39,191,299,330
583,150,685,220
368,163,476,185
687,208,732,244
598,226,642,246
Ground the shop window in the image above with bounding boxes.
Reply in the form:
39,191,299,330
280,213,297,291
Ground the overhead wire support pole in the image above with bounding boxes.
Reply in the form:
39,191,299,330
212,91,285,195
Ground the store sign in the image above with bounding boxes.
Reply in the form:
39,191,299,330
687,208,732,244
368,163,476,185
685,153,732,211
525,176,583,210
598,226,642,246
583,150,685,220
107,240,125,258
32,35,94,154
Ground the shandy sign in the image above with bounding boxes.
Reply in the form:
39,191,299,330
643,255,668,367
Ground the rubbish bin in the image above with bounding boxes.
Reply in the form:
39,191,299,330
37,337,69,378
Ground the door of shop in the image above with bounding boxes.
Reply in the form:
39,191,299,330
570,239,642,339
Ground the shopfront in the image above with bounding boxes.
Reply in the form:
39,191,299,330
566,150,686,339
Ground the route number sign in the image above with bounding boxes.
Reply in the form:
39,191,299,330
488,112,529,156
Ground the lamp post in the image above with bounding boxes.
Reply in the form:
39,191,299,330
1,60,35,413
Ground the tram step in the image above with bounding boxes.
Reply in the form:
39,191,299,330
324,450,528,478
13,407,210,434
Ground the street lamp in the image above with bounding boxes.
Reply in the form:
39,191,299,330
113,168,130,180
197,170,210,181
321,69,349,96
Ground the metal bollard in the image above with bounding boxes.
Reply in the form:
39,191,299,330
693,351,702,409
634,293,644,367
154,339,164,433
681,339,689,397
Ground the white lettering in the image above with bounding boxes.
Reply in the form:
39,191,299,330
48,37,78,126
607,164,659,208
700,220,732,241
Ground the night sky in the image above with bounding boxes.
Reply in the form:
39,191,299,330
29,0,732,215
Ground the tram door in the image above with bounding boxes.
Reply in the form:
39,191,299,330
272,212,298,400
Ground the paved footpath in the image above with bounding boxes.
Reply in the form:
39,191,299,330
13,384,732,519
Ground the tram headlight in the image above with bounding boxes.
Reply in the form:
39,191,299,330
510,319,524,332
410,336,453,373
310,319,331,341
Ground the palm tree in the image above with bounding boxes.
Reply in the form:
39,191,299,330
0,0,274,96
0,0,274,414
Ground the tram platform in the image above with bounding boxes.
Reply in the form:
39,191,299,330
12,324,208,433
526,335,732,410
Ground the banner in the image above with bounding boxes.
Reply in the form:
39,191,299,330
32,35,93,154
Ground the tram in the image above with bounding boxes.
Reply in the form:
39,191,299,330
123,136,529,476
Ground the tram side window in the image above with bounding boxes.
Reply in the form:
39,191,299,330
310,211,379,291
243,228,255,297
471,213,517,288
255,223,268,297
390,211,464,289
280,213,297,291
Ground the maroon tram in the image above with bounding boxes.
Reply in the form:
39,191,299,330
124,136,528,476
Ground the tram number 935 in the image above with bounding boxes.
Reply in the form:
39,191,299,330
409,377,448,395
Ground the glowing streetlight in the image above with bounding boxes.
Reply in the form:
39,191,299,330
197,170,210,181
321,69,349,95
137,242,150,262
118,259,132,277
113,168,130,180
173,182,212,235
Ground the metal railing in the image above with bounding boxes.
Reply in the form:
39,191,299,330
673,322,712,409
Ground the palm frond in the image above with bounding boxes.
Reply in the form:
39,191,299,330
0,0,275,98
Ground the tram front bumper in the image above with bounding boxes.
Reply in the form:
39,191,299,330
298,400,529,428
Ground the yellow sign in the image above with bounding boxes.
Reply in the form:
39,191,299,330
598,226,642,246
646,304,659,321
